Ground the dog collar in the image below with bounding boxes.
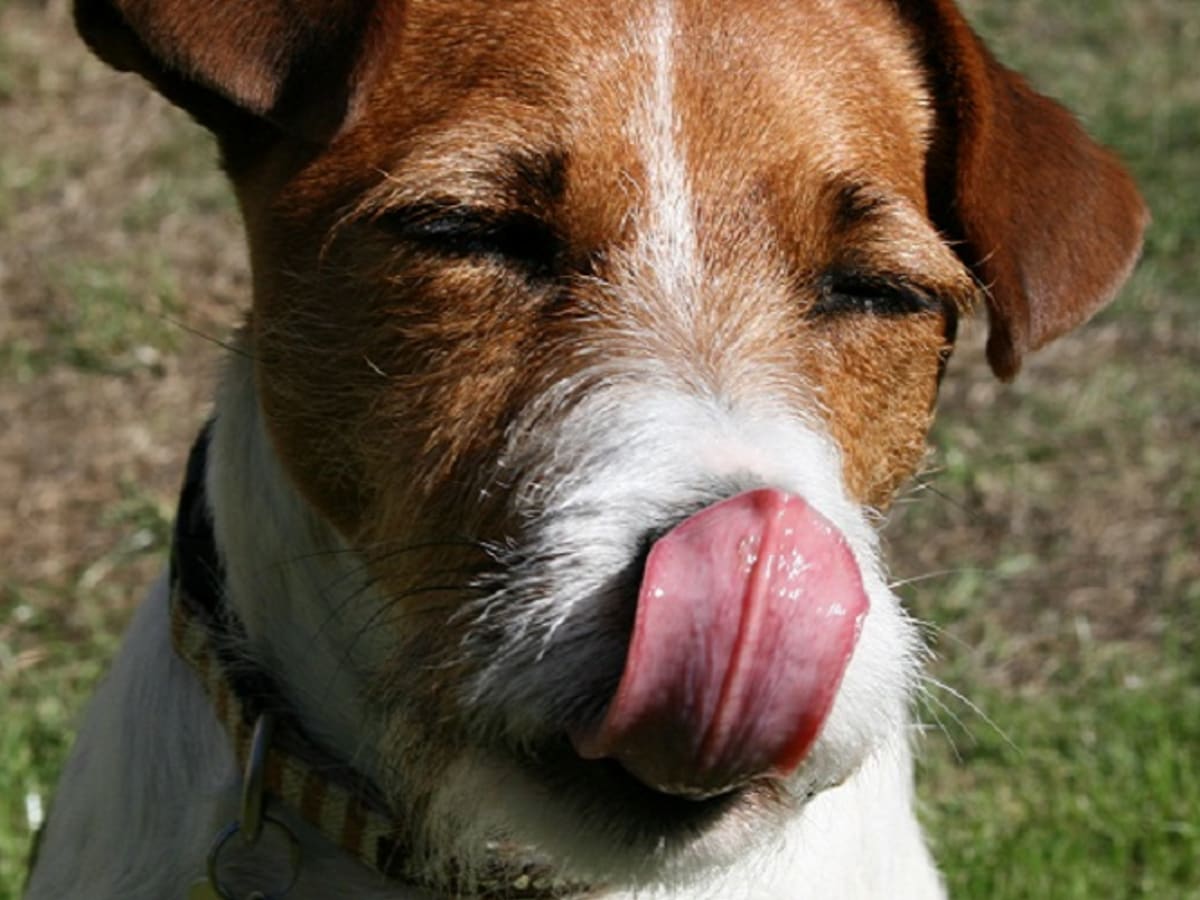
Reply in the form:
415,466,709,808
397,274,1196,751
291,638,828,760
170,424,591,899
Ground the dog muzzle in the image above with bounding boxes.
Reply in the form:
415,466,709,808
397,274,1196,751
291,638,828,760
573,488,868,798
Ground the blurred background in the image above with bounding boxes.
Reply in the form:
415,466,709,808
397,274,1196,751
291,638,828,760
0,0,1196,896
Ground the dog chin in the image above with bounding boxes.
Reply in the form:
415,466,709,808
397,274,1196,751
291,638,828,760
404,656,906,890
417,740,806,889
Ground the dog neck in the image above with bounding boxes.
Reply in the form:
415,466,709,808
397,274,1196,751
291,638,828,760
198,345,598,897
206,345,389,783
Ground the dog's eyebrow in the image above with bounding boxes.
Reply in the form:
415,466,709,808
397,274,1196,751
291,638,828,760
500,148,568,212
831,181,896,233
818,180,982,316
359,147,568,220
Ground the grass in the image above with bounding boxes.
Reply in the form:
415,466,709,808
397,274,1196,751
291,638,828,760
0,3,239,892
0,585,126,896
891,2,1200,895
1,0,1197,897
0,475,174,890
919,667,1200,898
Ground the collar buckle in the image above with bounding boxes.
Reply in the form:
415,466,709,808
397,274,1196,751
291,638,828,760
194,714,302,900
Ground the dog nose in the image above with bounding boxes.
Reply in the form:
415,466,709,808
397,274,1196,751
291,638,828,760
571,488,868,798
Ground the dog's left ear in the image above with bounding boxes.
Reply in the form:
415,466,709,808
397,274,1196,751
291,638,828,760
901,0,1149,380
74,0,396,147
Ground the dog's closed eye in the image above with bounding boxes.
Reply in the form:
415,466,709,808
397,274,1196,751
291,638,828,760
377,203,563,276
811,271,946,319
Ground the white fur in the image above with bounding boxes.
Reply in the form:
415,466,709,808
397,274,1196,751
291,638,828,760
449,358,926,880
204,355,395,788
635,1,701,322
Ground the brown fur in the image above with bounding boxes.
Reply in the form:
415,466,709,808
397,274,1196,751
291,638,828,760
895,0,1150,378
76,0,1145,638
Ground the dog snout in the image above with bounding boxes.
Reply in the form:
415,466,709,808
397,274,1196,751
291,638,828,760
569,488,869,799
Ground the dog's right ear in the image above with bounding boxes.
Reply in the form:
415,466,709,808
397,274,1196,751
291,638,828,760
75,0,395,147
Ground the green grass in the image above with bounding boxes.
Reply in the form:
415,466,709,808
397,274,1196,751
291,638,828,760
53,261,182,374
0,588,125,895
1,0,1197,898
0,258,182,382
920,664,1200,898
902,3,1200,895
0,483,172,894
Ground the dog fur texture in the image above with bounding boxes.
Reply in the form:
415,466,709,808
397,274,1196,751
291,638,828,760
27,1,1146,898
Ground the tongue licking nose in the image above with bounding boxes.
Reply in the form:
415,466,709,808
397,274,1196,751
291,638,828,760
572,488,869,798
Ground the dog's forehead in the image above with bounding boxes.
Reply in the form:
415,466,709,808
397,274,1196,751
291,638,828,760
343,0,932,220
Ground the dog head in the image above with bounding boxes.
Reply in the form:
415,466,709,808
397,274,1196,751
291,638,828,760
78,0,1146,888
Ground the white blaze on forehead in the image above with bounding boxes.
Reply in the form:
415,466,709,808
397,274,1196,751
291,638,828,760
628,0,701,318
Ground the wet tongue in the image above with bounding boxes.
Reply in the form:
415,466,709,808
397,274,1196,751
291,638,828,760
572,489,868,798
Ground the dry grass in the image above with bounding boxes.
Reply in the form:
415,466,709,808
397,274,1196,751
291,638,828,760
1,0,243,600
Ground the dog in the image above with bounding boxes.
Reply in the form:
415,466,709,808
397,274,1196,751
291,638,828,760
26,0,1146,897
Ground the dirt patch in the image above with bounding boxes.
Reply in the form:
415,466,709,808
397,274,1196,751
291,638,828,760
1,1,245,612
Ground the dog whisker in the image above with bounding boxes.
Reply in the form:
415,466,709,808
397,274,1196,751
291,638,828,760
888,568,974,591
162,315,259,361
917,674,1020,756
912,684,970,763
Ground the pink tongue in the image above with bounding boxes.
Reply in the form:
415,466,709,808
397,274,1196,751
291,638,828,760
572,489,868,797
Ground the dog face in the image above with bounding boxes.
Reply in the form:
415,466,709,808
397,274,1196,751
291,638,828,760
79,0,1145,886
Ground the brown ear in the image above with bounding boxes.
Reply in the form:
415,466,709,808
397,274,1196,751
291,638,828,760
74,0,394,146
899,0,1149,380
